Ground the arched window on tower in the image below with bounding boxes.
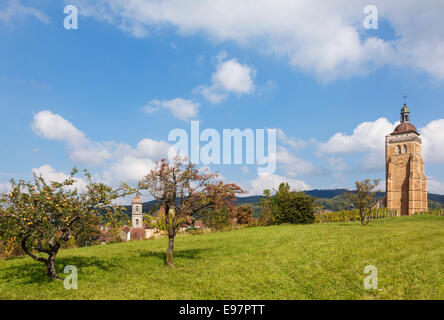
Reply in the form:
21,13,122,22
403,145,408,154
397,145,402,154
135,206,139,212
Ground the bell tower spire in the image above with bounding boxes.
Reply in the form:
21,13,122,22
131,193,143,228
401,104,410,123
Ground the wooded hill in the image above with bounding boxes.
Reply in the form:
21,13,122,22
123,189,444,215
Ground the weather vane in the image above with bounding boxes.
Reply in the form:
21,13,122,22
402,93,408,104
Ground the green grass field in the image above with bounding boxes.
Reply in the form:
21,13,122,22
1,215,443,300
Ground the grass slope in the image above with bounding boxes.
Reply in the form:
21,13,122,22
1,216,443,300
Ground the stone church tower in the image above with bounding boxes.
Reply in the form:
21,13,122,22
131,194,143,228
384,104,427,216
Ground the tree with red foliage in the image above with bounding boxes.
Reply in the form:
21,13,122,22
139,157,245,267
233,204,254,225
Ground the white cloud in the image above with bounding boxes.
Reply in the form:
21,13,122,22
195,85,226,104
32,110,111,166
360,152,385,172
102,156,156,184
67,0,444,80
136,138,171,159
319,118,397,154
245,174,310,196
69,145,113,166
420,119,444,163
143,98,199,121
32,110,87,147
327,157,348,172
241,166,249,174
32,110,172,185
213,59,255,94
277,128,308,150
428,177,444,195
196,56,256,103
0,0,50,25
32,164,87,191
318,117,402,172
277,146,324,177
0,182,11,194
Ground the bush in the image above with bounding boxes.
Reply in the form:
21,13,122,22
0,237,24,259
200,206,231,231
233,205,254,225
185,227,203,235
258,190,276,226
273,183,315,224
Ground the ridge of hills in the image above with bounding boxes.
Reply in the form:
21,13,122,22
124,189,444,214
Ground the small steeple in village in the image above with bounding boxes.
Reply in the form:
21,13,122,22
131,194,143,228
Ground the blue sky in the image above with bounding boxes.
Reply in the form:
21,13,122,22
1,0,444,199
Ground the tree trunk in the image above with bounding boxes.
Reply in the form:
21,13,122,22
21,237,62,281
360,209,370,225
166,235,175,268
46,251,62,281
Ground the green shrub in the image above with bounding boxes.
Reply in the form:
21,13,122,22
200,206,231,231
273,183,315,224
185,227,203,235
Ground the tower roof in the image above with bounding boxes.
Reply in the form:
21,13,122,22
391,122,419,135
392,103,418,135
132,194,142,204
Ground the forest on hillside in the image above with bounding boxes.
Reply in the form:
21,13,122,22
127,189,444,217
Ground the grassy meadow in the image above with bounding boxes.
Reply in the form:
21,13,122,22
0,215,443,300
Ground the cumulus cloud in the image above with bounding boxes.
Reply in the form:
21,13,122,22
428,177,444,195
327,157,348,172
277,128,309,150
241,166,250,174
317,117,397,172
0,0,50,25
196,55,256,103
420,119,444,163
319,118,397,155
32,110,111,166
277,146,325,177
32,110,172,185
136,138,172,159
102,156,156,184
32,110,87,147
245,174,310,196
143,98,199,121
32,164,87,190
67,0,444,80
0,182,11,194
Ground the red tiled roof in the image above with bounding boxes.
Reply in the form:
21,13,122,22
391,122,418,135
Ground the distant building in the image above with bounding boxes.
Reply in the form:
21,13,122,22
131,194,143,228
128,195,208,240
384,104,428,215
129,196,165,240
